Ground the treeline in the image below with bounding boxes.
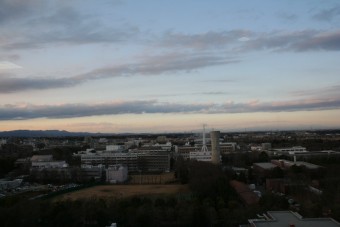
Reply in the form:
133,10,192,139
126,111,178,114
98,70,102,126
0,161,261,226
0,195,254,227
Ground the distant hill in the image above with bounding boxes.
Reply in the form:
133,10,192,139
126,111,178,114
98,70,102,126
0,130,106,138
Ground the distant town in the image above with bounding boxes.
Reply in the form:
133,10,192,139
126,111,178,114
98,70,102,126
1,128,340,226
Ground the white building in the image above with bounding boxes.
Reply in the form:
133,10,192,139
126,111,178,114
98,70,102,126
78,149,170,172
189,151,212,162
106,165,128,183
30,155,68,169
106,145,125,152
31,161,68,169
273,146,307,155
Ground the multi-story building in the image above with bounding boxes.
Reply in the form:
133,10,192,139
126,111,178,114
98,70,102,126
81,153,139,171
220,142,237,154
189,151,212,162
176,146,198,160
30,155,69,169
78,148,170,173
272,146,307,155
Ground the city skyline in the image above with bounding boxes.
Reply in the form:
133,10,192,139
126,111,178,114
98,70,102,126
1,0,340,133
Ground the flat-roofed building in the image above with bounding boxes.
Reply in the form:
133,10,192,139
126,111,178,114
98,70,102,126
220,142,237,154
270,159,322,170
189,151,212,162
137,151,170,172
273,146,307,155
81,153,139,171
230,180,259,206
31,160,68,169
253,162,277,172
30,155,69,169
177,146,198,160
31,155,53,162
79,149,170,173
106,165,128,183
246,211,340,227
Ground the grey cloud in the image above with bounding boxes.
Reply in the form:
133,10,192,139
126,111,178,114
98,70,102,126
146,91,228,98
0,75,79,93
0,101,214,120
159,30,340,52
196,92,229,95
1,97,340,120
75,53,238,81
292,31,340,51
241,30,340,52
221,99,340,113
313,6,340,21
159,30,253,50
290,85,340,98
0,2,139,50
0,52,238,93
0,0,43,23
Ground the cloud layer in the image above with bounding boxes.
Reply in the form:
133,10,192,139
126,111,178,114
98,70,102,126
0,52,238,93
1,97,340,120
1,28,340,93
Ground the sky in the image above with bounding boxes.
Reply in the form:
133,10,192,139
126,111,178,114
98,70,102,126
1,0,340,133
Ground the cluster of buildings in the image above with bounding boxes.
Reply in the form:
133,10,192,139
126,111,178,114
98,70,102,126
77,145,171,173
77,130,224,176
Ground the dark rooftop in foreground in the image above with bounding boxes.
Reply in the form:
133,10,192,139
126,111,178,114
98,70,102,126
248,211,340,227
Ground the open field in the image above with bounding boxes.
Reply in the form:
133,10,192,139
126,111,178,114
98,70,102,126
129,172,176,184
55,184,189,201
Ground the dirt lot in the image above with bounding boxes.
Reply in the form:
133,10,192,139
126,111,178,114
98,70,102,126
56,184,189,201
129,172,176,184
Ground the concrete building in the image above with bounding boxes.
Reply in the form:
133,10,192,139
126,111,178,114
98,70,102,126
176,145,197,160
31,155,53,162
106,145,125,152
80,165,105,181
210,131,221,164
137,151,170,172
273,146,307,155
31,160,68,169
189,151,212,162
30,155,69,169
220,142,237,154
81,152,139,171
106,165,128,183
230,180,259,206
78,148,170,173
245,211,340,227
270,159,322,170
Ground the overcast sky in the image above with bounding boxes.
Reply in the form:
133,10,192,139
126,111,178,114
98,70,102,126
1,0,340,133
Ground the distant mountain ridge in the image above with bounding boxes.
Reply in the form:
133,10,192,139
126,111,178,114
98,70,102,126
0,130,107,138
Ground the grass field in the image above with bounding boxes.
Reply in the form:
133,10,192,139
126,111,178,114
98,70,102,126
56,184,189,201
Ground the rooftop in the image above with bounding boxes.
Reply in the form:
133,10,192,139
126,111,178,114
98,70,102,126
253,162,277,170
230,180,259,206
249,211,340,227
30,155,53,162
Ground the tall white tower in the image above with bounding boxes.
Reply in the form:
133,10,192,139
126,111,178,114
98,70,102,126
210,130,221,164
201,124,208,152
